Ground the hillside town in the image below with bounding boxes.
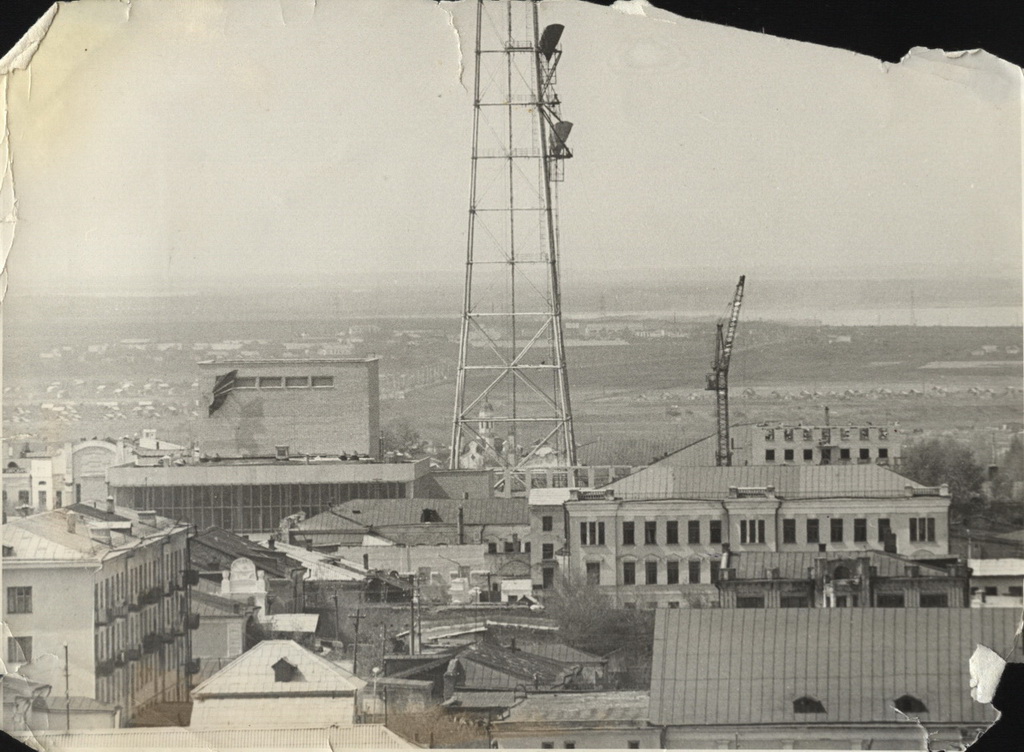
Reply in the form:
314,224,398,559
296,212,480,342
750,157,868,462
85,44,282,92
3,1,1023,751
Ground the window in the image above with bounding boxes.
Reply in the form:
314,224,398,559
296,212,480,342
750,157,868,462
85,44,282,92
542,543,554,560
854,518,867,543
876,593,905,607
644,521,657,545
586,562,601,585
821,428,831,444
784,428,794,441
709,520,722,544
879,428,889,440
1008,586,1023,597
285,376,309,388
688,560,701,584
488,542,498,554
622,522,635,546
740,519,765,544
910,517,936,543
623,561,636,585
311,376,335,388
38,491,47,507
258,376,283,388
878,518,892,543
920,593,948,608
645,560,658,585
806,519,820,544
765,449,776,462
860,428,870,441
55,491,62,509
983,586,999,596
839,448,851,460
736,596,764,608
666,560,679,584
781,519,796,544
580,521,605,546
830,518,844,543
504,541,515,553
542,515,553,532
894,695,928,714
802,428,813,441
8,636,32,663
666,521,678,545
234,376,257,389
564,743,575,749
784,448,794,461
878,447,889,459
764,429,775,441
803,448,814,461
710,561,721,583
781,596,809,608
667,602,679,609
793,696,826,714
7,587,32,614
542,568,554,589
541,743,554,749
628,742,640,750
688,520,701,544
859,447,870,461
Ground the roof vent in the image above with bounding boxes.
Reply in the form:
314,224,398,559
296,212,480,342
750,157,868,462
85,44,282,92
276,445,290,461
793,696,826,714
894,694,928,714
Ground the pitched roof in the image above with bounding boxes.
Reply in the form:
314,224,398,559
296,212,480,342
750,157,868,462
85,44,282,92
191,640,365,698
19,724,411,749
457,642,573,690
262,541,367,581
190,589,254,618
2,520,96,562
498,690,650,725
650,608,1022,727
726,550,951,580
511,640,606,666
442,690,519,710
299,497,528,531
604,463,926,500
192,527,300,578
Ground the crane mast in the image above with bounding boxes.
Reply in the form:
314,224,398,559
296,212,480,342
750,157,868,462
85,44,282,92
705,275,746,466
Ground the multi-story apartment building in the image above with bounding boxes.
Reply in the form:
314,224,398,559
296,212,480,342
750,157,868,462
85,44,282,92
529,464,950,608
3,502,195,724
662,422,902,467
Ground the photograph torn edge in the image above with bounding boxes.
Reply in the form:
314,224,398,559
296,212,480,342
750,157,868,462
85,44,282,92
0,1,1022,749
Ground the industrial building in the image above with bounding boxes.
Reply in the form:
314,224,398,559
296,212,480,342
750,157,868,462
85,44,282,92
107,455,429,534
197,358,380,459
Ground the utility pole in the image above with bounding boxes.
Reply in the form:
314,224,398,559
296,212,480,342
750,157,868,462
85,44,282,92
63,643,70,731
349,607,362,675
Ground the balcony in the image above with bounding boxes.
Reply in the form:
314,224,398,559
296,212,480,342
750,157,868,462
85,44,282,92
139,587,163,606
142,633,161,654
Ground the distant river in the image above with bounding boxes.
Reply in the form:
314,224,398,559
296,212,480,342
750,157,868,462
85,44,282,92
575,306,1023,327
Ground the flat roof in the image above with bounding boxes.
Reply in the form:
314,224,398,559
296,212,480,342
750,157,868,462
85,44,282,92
198,357,378,366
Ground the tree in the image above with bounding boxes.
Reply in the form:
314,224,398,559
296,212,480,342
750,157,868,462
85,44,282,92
381,419,422,453
900,438,986,526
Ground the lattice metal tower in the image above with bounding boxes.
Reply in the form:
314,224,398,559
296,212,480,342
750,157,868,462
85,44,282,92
450,0,577,493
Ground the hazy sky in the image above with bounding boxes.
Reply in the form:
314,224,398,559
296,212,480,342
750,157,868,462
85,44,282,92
3,0,1021,295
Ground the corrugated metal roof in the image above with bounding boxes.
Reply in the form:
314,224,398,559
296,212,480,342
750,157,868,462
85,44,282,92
727,550,949,580
513,640,606,666
20,724,411,749
459,642,572,689
193,527,300,578
2,522,96,562
650,608,1021,727
605,463,925,500
499,690,649,724
191,640,365,698
443,690,519,710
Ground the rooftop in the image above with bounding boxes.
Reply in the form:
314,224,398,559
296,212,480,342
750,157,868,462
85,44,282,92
298,497,528,531
198,357,378,366
603,463,929,501
497,690,650,725
193,527,303,579
191,640,365,699
968,557,1024,577
18,724,410,750
650,608,1022,727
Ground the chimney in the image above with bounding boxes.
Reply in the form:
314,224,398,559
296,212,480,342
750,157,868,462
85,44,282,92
138,510,158,526
267,538,276,550
106,496,116,515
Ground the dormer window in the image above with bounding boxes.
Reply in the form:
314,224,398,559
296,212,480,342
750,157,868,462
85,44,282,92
894,694,928,714
273,658,299,683
793,696,826,714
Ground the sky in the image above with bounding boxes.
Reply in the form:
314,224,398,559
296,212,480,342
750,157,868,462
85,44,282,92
2,0,1021,297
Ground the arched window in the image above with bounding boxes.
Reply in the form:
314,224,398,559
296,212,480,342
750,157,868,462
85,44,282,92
894,694,928,714
793,696,826,714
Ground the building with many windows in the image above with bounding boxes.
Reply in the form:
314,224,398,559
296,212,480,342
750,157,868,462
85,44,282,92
529,464,950,608
197,358,380,459
2,502,194,725
660,422,902,468
106,455,429,534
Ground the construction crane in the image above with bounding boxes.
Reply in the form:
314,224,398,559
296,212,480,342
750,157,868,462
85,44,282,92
705,275,746,466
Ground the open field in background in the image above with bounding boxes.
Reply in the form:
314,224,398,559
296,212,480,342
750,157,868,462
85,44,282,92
4,287,1021,466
